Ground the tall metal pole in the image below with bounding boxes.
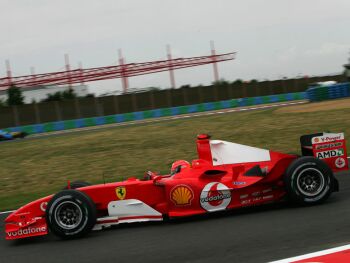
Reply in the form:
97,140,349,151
78,61,85,85
5,59,12,88
167,44,176,89
64,54,72,90
118,49,129,93
30,66,36,84
344,50,350,82
30,66,35,75
210,40,219,82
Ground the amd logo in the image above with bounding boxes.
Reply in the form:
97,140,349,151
317,149,344,159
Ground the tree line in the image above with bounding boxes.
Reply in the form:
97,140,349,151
0,85,92,107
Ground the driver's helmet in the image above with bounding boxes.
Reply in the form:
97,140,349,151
171,160,190,175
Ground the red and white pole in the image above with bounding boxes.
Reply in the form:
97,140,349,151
210,40,219,82
78,61,84,85
30,66,37,84
118,49,129,93
65,54,72,89
167,44,176,89
5,59,12,88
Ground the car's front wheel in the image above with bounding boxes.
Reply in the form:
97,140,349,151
46,190,96,239
284,156,335,205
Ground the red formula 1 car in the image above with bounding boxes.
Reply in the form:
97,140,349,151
5,132,348,240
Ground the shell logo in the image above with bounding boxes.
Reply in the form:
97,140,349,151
170,185,194,206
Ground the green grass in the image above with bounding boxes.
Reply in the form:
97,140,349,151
0,106,349,211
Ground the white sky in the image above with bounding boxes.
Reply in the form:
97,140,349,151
1,0,349,95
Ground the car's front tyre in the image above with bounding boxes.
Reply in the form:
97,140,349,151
46,190,96,239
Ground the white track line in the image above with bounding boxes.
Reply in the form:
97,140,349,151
270,244,350,262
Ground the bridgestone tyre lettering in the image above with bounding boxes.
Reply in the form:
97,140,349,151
46,190,96,239
284,156,334,205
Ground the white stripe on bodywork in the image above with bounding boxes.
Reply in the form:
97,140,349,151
210,140,271,165
93,199,163,230
108,199,162,218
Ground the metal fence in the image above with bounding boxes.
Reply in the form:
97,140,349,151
0,74,345,129
4,92,307,135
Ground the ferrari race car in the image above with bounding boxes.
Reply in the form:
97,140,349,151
5,132,348,240
0,130,27,141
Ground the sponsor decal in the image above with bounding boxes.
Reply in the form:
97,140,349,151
40,202,48,212
241,194,274,205
170,185,194,206
116,186,126,200
241,199,251,205
200,182,231,212
315,142,343,150
262,195,274,200
7,226,47,237
262,188,272,194
241,195,274,205
312,133,344,144
251,191,262,197
316,149,344,159
335,157,346,169
233,181,246,186
240,194,249,199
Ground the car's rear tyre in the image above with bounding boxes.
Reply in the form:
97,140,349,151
284,156,335,205
46,190,96,239
63,181,91,190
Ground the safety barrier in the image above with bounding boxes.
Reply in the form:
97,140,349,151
3,92,306,135
306,82,350,102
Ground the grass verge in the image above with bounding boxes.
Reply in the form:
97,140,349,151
0,102,349,210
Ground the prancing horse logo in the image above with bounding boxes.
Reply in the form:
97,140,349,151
116,186,126,200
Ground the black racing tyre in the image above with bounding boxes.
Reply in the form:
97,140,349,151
46,190,96,239
63,181,91,190
284,156,335,205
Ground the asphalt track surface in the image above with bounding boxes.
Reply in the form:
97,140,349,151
0,170,349,263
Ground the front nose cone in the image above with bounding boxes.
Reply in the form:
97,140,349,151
5,212,16,223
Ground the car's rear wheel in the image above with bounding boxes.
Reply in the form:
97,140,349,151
284,156,335,205
46,190,96,239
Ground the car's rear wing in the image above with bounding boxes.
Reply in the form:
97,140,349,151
300,132,349,172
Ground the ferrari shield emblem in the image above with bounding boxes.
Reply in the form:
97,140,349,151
116,186,126,200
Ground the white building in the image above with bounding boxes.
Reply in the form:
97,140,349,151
0,84,89,104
